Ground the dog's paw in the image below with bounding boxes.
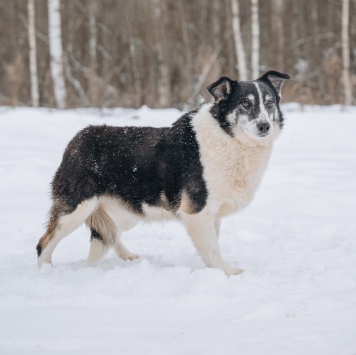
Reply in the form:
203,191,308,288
120,252,139,261
222,265,244,276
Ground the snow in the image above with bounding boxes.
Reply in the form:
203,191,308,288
1,104,356,354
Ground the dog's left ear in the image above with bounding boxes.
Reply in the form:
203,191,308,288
258,70,291,96
207,76,234,103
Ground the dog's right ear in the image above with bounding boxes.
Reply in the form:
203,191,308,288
207,76,234,103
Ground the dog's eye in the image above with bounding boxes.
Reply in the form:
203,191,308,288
265,100,275,109
241,100,252,109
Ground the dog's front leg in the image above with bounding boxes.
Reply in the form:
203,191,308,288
182,212,242,276
215,218,221,239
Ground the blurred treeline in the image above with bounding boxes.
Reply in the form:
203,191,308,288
0,0,355,109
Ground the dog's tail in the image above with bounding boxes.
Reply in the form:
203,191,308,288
86,206,117,263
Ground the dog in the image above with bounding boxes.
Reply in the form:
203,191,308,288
36,70,290,275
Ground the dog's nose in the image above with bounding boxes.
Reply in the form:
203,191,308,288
257,122,270,134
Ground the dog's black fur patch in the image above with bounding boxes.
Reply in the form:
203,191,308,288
51,111,207,216
36,243,42,257
90,228,103,241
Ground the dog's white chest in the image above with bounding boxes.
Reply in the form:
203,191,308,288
208,142,271,215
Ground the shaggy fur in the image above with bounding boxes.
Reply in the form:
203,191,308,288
36,70,290,275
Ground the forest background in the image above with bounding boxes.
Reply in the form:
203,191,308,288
0,0,355,110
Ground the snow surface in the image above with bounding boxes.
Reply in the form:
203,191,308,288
0,105,356,355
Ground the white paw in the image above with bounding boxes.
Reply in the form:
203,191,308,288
222,265,244,276
120,253,139,261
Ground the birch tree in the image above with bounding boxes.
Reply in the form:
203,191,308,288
153,0,170,107
129,37,142,107
48,0,66,108
251,0,259,79
230,0,248,80
341,0,352,106
271,0,284,71
88,0,98,106
27,0,39,107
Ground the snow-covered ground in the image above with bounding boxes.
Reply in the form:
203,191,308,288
0,104,356,355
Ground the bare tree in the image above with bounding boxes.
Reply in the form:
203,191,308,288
2,54,25,106
186,46,221,110
27,0,39,107
271,0,284,71
153,0,170,107
230,0,248,80
0,0,355,108
128,37,142,107
88,0,98,106
251,0,259,79
211,0,221,79
341,0,352,106
48,0,66,108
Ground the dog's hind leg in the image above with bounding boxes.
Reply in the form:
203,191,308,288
86,201,139,263
87,228,110,264
111,211,139,262
101,197,139,262
37,197,98,268
113,237,139,261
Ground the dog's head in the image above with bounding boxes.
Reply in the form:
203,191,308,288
207,70,291,143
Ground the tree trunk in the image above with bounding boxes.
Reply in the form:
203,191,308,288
230,0,248,80
153,0,170,107
88,0,98,106
27,0,39,107
129,37,142,108
2,54,25,106
211,0,221,78
48,0,66,109
251,0,259,79
271,0,284,71
186,46,221,111
178,1,193,102
341,0,352,106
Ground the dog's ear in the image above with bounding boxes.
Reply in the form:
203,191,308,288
258,70,291,96
207,76,234,102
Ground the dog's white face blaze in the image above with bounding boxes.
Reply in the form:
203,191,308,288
255,83,270,119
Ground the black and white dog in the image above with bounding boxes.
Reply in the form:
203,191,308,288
37,70,290,275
